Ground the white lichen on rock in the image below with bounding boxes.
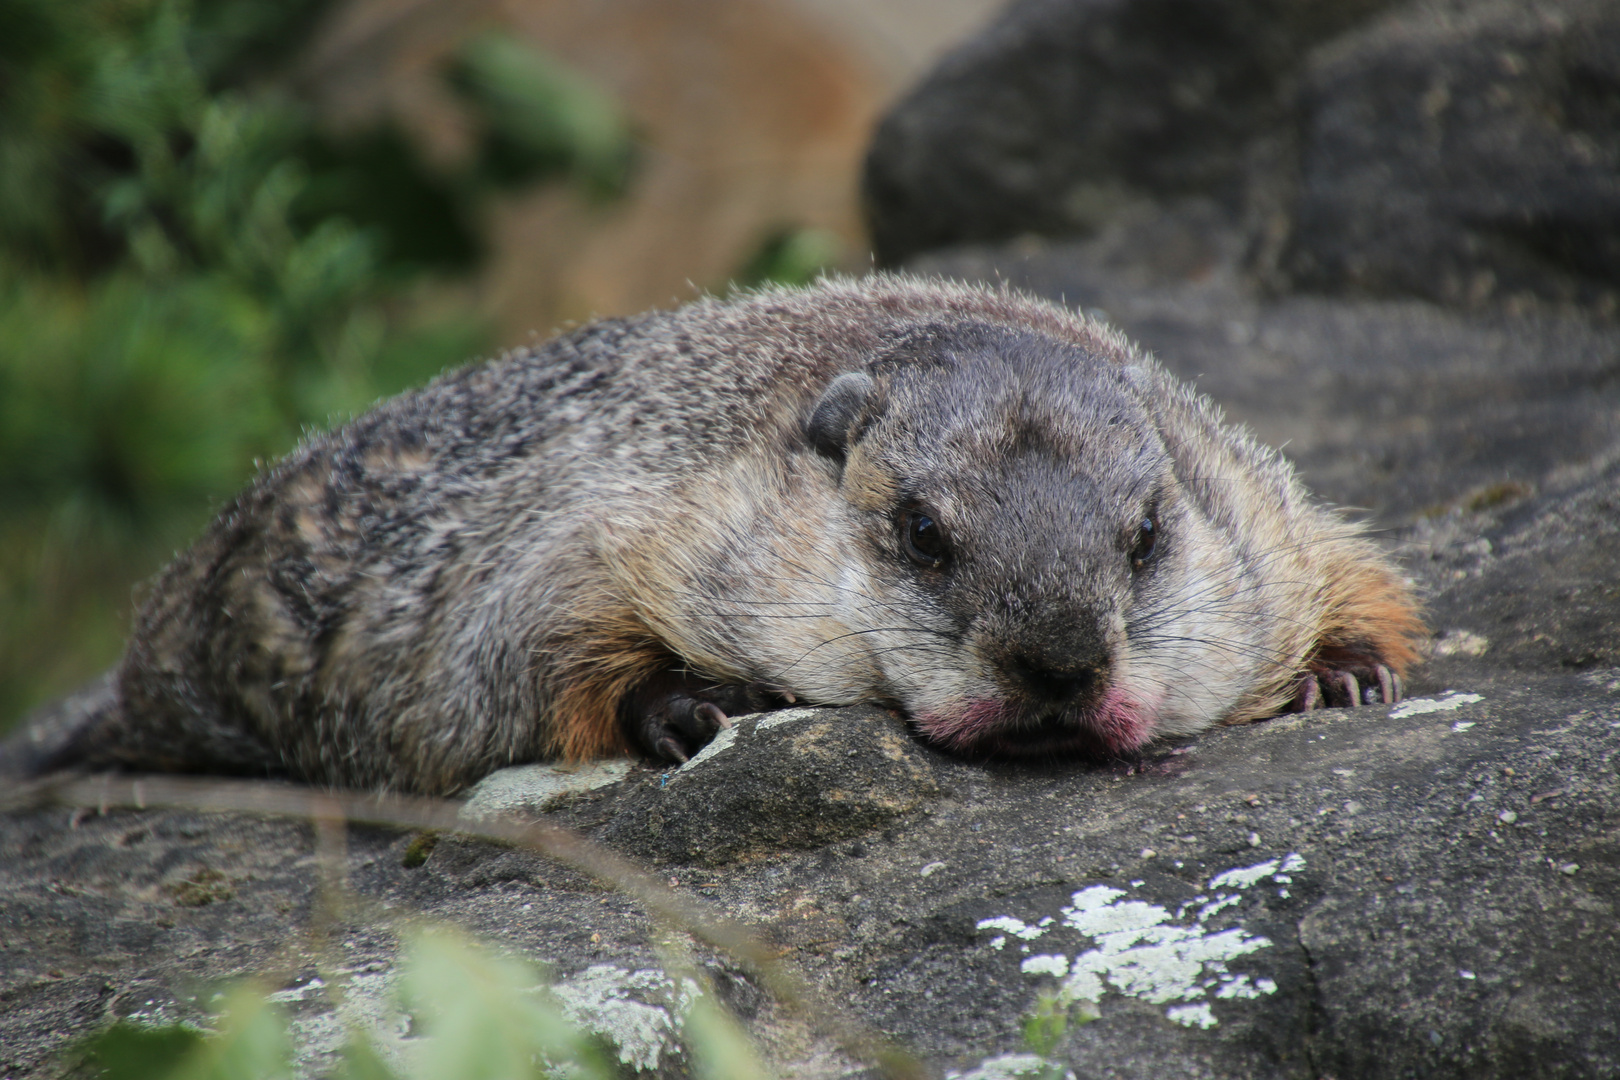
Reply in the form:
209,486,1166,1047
755,707,821,732
550,965,701,1072
676,726,739,772
267,976,327,1004
1020,954,1070,977
1165,1002,1217,1029
1389,691,1484,720
978,915,1050,941
278,960,701,1078
1208,853,1304,891
980,855,1307,1028
946,1052,1078,1080
461,760,631,819
676,707,823,776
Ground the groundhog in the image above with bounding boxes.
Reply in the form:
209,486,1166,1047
5,275,1422,795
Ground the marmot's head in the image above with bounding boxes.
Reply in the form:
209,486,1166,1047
805,322,1248,757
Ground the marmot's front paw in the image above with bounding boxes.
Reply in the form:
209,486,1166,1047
618,675,794,763
637,696,729,764
1289,662,1401,711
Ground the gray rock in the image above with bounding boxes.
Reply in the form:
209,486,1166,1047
1282,0,1620,312
599,706,943,867
461,760,632,821
862,0,1397,265
869,679,1620,1079
3,676,1616,1078
1413,449,1620,687
865,0,1620,314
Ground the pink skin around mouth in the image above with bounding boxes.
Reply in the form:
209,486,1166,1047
915,686,1159,757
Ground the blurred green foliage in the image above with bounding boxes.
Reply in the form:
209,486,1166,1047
448,32,636,200
66,928,766,1080
72,985,291,1080
0,0,635,728
731,226,845,292
1019,988,1096,1077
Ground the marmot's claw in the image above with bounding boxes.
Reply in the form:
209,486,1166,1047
622,672,800,763
1302,668,1358,709
1374,664,1395,704
693,702,731,730
658,695,729,755
1298,661,1404,712
1291,675,1322,712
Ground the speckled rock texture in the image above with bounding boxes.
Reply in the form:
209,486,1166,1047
1280,0,1620,311
3,679,1616,1078
598,706,941,868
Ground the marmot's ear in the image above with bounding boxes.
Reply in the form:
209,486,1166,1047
805,371,878,461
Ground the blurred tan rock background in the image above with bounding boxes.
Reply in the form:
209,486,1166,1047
296,0,1002,342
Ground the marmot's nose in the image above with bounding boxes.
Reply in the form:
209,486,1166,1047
1004,649,1107,705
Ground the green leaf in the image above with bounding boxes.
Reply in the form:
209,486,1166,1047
1021,989,1068,1059
399,927,614,1080
72,1021,208,1080
172,986,294,1080
75,986,293,1080
681,992,773,1080
333,1031,402,1080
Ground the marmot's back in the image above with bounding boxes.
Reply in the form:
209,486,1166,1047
16,275,1423,793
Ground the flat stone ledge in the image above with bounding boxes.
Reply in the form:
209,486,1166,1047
460,760,632,821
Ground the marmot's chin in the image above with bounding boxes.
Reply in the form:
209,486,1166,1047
916,688,1157,758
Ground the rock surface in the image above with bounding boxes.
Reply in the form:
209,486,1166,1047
865,0,1620,315
1282,0,1620,311
599,706,941,868
3,678,1616,1078
864,0,1399,265
6,1,1620,1076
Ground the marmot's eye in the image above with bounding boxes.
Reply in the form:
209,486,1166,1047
1130,516,1157,570
901,508,949,568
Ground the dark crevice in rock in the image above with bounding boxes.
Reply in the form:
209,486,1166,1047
1296,917,1327,1080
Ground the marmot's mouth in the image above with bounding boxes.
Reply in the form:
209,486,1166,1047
915,688,1156,758
980,713,1106,756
